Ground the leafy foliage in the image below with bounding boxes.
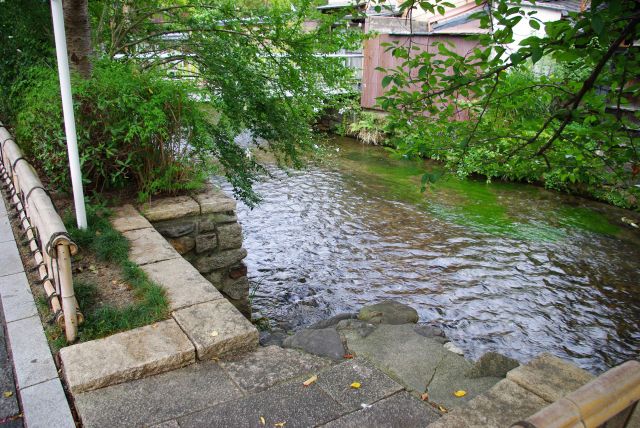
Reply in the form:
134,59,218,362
0,0,54,121
349,111,389,145
375,0,640,209
14,61,211,200
5,0,361,204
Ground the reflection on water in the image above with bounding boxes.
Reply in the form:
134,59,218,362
221,137,640,373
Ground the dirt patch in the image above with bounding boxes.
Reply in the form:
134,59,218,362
51,193,138,309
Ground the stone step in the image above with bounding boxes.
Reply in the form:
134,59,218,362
427,353,595,427
60,319,195,394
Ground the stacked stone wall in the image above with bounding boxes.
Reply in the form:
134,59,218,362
140,189,250,317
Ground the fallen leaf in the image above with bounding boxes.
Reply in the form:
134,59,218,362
343,353,354,359
3,391,12,398
350,382,361,389
259,416,265,426
453,390,466,398
420,392,429,401
89,265,97,273
437,405,448,413
112,280,117,285
303,375,318,387
210,331,219,337
274,422,286,427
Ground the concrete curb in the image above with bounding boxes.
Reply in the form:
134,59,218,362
0,190,75,427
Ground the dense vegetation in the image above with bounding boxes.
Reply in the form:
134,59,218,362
373,0,640,210
1,0,360,204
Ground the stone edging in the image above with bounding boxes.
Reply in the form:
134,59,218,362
59,199,258,395
0,189,75,427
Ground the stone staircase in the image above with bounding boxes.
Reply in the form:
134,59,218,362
71,343,602,427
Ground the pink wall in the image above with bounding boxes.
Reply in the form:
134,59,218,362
361,33,480,117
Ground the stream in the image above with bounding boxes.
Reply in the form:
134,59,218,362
221,137,640,374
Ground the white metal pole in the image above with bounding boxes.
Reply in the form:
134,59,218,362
50,0,87,229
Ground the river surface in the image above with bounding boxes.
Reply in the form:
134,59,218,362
220,137,640,374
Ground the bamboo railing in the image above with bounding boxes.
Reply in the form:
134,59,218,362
512,360,640,428
0,123,81,342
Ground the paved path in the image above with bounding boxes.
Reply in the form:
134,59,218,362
0,188,75,427
0,300,22,428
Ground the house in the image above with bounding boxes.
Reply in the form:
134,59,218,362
319,0,589,111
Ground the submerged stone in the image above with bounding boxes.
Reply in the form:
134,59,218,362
467,351,520,379
358,300,419,325
282,327,345,360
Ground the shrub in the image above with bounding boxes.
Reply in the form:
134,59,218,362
13,61,212,200
349,112,389,145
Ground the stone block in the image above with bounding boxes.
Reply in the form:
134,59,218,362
110,204,153,233
228,263,247,279
140,196,200,222
172,299,258,360
0,272,37,322
193,190,236,214
193,248,247,273
195,232,217,254
199,212,237,232
221,276,250,300
0,241,23,278
506,353,594,403
220,345,332,393
358,300,419,325
205,270,224,286
74,361,242,428
316,359,404,412
60,319,195,393
283,327,346,361
141,258,223,311
20,378,75,428
322,391,440,428
168,236,195,255
6,316,58,389
123,228,180,266
0,213,13,243
428,379,549,428
153,219,197,238
467,351,519,378
217,223,243,250
178,380,345,428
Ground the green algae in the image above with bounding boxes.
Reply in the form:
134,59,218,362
332,138,621,238
558,206,620,235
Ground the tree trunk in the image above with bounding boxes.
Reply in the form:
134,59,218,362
63,0,92,78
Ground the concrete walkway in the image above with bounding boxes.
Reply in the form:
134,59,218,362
0,189,75,427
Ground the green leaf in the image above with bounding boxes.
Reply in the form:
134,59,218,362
382,75,394,88
591,14,604,35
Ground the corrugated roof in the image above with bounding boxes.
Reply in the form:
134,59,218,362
532,0,587,13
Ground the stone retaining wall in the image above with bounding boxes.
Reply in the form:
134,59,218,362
139,188,250,317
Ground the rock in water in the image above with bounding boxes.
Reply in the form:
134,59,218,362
413,324,447,344
466,351,520,378
358,300,419,325
443,342,464,356
308,313,357,329
282,327,345,360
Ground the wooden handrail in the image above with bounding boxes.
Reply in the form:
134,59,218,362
513,360,640,428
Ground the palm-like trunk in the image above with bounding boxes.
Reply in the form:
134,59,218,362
63,0,92,78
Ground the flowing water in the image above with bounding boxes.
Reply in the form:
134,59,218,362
222,137,640,373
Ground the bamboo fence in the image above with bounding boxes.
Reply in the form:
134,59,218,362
0,123,81,342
